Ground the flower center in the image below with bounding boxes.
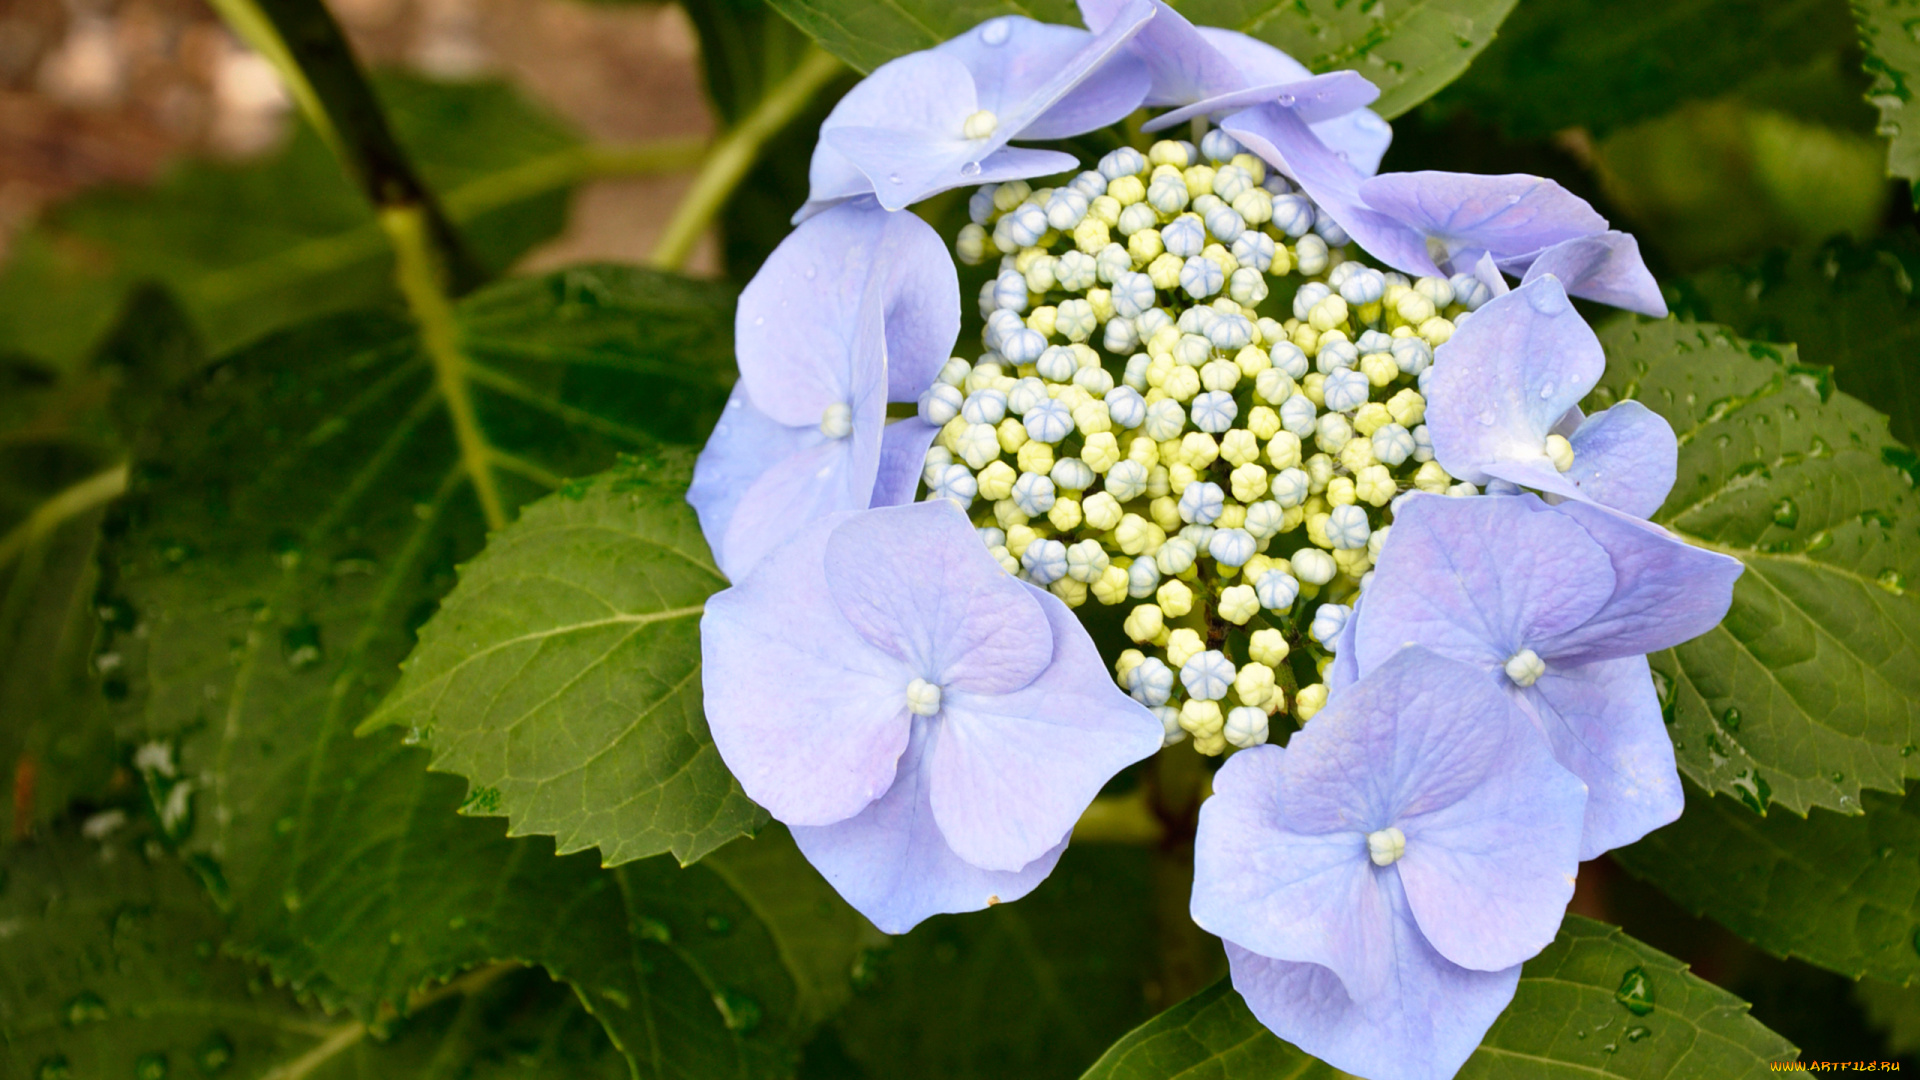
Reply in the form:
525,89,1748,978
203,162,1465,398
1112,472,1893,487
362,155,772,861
1367,826,1406,867
1544,433,1574,472
905,678,943,716
1504,648,1545,688
820,402,853,439
963,110,1000,140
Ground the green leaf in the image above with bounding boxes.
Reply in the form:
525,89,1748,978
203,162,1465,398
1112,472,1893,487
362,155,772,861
0,829,636,1079
90,266,866,1075
832,845,1163,1079
1439,0,1861,138
1668,233,1920,448
1173,0,1519,120
1855,0,1920,187
1857,977,1920,1053
763,0,1511,119
361,457,755,867
1588,319,1920,816
1078,916,1797,1078
1614,781,1920,985
0,76,578,372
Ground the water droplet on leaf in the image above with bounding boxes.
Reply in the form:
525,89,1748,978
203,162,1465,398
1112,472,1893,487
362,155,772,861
197,1034,234,1076
1625,1025,1651,1042
1771,499,1798,528
1614,966,1654,1015
281,621,323,671
1718,707,1741,732
713,989,762,1032
63,991,107,1026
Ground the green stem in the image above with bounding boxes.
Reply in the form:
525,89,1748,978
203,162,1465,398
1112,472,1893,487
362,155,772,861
381,206,507,532
649,47,844,271
206,0,483,292
0,464,128,574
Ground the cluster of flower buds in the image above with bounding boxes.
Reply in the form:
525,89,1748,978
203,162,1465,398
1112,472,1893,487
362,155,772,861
686,1,1740,1076
915,137,1497,755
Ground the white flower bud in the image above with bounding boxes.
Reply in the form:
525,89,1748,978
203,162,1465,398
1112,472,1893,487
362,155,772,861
1181,649,1235,701
1045,188,1090,230
937,357,972,388
1023,399,1074,444
1050,248,1097,292
1310,603,1352,645
1231,231,1275,273
1190,390,1237,434
1096,242,1133,283
1148,174,1190,215
1371,423,1415,467
1162,215,1206,257
1294,233,1329,275
1326,504,1371,549
1313,208,1350,246
1010,470,1057,516
1272,193,1315,237
1106,459,1150,502
1322,368,1369,412
1051,456,1096,491
1243,500,1285,540
1036,345,1076,382
1280,394,1317,437
1124,557,1161,601
1022,537,1068,584
1207,527,1255,567
1201,128,1243,163
956,422,1002,469
1056,299,1098,342
932,463,978,508
1123,602,1165,643
969,184,999,225
1111,270,1157,318
961,388,1007,426
1180,255,1224,299
1546,433,1575,472
1002,327,1047,364
1064,538,1111,583
1204,204,1245,243
1367,826,1407,867
1004,203,1048,247
1224,706,1269,748
906,677,944,716
1450,271,1494,310
1292,548,1336,585
1177,481,1225,525
919,382,963,425
1253,569,1298,612
1411,422,1435,462
1100,146,1147,180
1155,537,1199,575
1315,412,1354,454
1505,648,1546,688
1268,467,1310,508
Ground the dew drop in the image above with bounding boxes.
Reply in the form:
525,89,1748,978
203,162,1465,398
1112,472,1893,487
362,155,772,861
888,172,903,185
1902,744,1917,757
1527,283,1568,315
1276,93,1296,107
1718,706,1741,732
63,991,107,1027
713,989,762,1032
281,621,323,671
804,266,817,280
1833,771,1846,784
1538,381,1555,399
980,18,1010,44
960,161,983,177
197,1033,234,1075
1880,845,1897,860
1877,568,1907,595
1625,1025,1651,1042
1614,966,1654,1015
1601,1043,1618,1054
135,1052,170,1080
1475,409,1496,427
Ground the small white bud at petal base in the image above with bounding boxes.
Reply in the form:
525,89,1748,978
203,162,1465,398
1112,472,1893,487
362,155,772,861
1545,433,1575,472
820,403,853,439
906,678,943,717
1505,648,1546,688
963,110,1000,140
1367,826,1407,867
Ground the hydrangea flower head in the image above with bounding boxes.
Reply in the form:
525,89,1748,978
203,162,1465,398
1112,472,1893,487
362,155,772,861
701,500,1162,932
1192,645,1586,1080
687,201,956,578
1425,276,1678,518
1346,492,1742,857
799,1,1156,219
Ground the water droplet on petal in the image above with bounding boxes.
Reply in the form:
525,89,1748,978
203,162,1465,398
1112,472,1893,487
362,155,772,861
1527,282,1568,315
1475,409,1496,427
961,161,982,177
1276,93,1296,107
804,266,817,280
980,18,1010,44
888,172,903,185
1539,381,1555,399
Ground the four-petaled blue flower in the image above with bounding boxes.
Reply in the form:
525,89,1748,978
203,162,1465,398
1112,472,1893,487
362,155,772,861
1193,646,1587,1080
1426,277,1679,518
702,501,1163,933
688,201,956,579
1341,492,1742,857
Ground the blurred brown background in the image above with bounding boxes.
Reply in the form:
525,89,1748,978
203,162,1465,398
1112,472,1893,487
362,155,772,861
0,0,718,270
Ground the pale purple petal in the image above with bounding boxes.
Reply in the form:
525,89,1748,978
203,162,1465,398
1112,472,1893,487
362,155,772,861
791,720,1065,934
1427,276,1603,487
1536,499,1744,664
703,513,912,826
1325,589,1363,693
1308,108,1393,177
938,2,1154,137
1142,71,1379,133
1391,671,1584,971
1080,0,1242,105
735,201,891,427
1195,27,1311,84
824,501,1053,694
716,389,883,580
1352,494,1615,678
928,584,1162,870
1191,744,1398,999
872,418,940,507
871,211,962,400
1223,104,1436,276
1525,655,1683,859
822,126,1081,213
688,384,808,574
1563,400,1678,518
1471,250,1510,298
1518,231,1666,317
1226,925,1520,1080
1358,172,1608,269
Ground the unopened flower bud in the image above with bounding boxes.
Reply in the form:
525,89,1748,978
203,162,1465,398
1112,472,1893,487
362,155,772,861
1295,682,1329,720
1292,548,1336,585
1022,537,1068,584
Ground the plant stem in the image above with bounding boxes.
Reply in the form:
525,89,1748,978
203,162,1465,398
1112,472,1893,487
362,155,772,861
648,47,844,271
0,465,128,574
1145,748,1224,1011
381,206,506,531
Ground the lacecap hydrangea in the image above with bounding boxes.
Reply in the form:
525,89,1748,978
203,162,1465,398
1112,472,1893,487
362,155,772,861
689,4,1741,1077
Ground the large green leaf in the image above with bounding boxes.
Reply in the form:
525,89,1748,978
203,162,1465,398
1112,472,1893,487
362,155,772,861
91,266,865,1075
0,829,634,1079
1175,0,1518,120
1588,319,1920,816
764,0,1511,119
1668,233,1920,448
1439,0,1861,138
360,458,753,867
832,845,1163,1079
1078,916,1796,1078
1615,781,1920,985
0,75,577,372
1856,0,1920,188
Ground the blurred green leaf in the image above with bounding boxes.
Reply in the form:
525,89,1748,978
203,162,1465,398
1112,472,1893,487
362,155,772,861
1078,916,1795,1078
0,76,578,373
1857,978,1920,1054
1588,319,1920,817
1855,0,1920,189
760,0,1076,74
1668,233,1920,447
362,456,756,867
831,845,1161,1079
1616,781,1920,985
88,265,862,1075
1441,0,1861,138
0,828,635,1079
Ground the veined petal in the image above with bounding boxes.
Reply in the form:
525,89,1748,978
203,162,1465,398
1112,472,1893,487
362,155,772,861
1352,493,1615,678
824,501,1053,694
1359,171,1608,268
1526,656,1683,859
1142,70,1379,133
873,418,942,508
791,720,1065,934
941,1,1155,138
1079,0,1243,105
1427,276,1603,487
871,211,962,401
1517,231,1666,317
927,585,1162,870
702,513,913,826
1563,400,1679,518
824,124,1081,213
688,383,819,573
